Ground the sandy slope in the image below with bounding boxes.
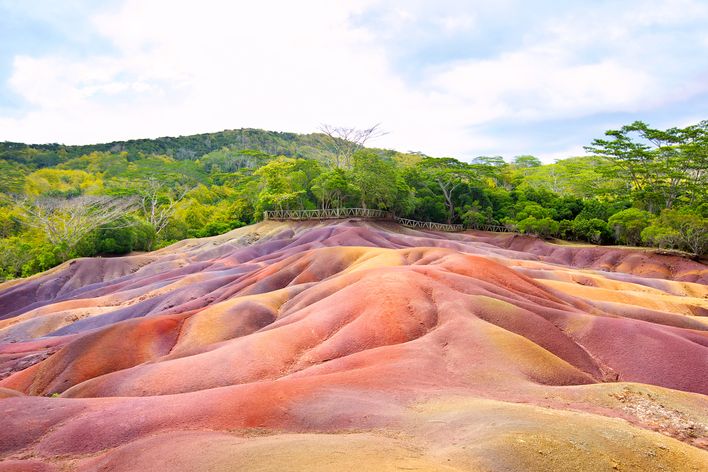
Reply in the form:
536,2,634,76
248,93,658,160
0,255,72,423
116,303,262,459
0,220,706,471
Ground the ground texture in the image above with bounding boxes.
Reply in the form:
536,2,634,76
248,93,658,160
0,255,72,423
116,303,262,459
0,220,706,471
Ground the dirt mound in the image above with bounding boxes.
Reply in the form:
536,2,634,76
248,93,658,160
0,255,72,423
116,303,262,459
1,220,706,470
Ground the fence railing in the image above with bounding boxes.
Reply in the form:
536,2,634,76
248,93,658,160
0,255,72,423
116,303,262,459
262,208,519,234
263,208,464,232
263,208,390,221
467,223,515,233
393,217,464,232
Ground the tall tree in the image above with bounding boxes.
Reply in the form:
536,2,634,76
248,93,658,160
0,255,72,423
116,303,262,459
471,156,507,188
418,157,475,223
254,157,319,214
311,169,357,210
512,155,542,168
585,121,708,212
351,150,397,210
669,120,708,205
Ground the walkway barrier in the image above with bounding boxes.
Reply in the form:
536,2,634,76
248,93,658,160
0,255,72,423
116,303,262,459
467,223,515,233
263,208,390,220
393,217,463,232
263,208,464,232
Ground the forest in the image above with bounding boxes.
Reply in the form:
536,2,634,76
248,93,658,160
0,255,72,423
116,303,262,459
0,120,706,281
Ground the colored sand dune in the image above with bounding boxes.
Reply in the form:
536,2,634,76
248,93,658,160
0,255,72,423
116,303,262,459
0,220,706,471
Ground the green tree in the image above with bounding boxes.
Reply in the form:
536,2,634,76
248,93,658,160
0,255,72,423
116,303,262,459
0,159,30,195
513,155,542,168
516,216,560,238
418,157,475,223
607,208,654,246
641,208,707,255
571,218,610,244
253,157,318,214
25,168,103,197
351,150,398,210
586,120,708,212
311,169,357,209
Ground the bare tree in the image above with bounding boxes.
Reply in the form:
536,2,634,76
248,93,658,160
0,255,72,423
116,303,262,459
318,123,387,169
16,195,139,259
138,178,191,249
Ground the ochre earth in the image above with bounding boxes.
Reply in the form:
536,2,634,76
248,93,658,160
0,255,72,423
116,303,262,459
0,220,706,471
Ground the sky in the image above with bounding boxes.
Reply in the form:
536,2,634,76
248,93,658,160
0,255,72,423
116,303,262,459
0,0,706,162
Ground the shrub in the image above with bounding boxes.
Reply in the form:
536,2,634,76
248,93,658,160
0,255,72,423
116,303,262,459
572,218,610,244
514,201,553,221
516,216,560,238
608,208,654,245
641,208,707,255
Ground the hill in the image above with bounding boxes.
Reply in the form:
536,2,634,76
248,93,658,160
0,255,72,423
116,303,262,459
1,219,706,470
0,128,336,167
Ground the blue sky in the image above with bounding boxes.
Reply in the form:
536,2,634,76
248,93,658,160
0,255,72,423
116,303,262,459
0,0,706,161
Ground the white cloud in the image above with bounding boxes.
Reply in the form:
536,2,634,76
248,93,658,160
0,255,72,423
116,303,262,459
1,0,706,159
630,0,708,26
436,14,476,34
1,0,494,156
431,52,657,121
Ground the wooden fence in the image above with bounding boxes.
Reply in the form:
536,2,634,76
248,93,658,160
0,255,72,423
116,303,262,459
393,217,464,232
466,223,515,233
263,208,464,232
262,208,519,233
263,208,390,220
